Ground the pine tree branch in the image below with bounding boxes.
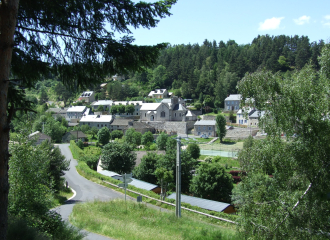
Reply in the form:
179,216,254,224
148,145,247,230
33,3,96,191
17,26,102,42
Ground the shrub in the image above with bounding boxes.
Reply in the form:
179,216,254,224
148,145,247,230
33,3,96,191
149,143,157,151
77,140,84,149
111,130,123,139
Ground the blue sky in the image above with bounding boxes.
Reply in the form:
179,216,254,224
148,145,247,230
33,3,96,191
127,0,330,46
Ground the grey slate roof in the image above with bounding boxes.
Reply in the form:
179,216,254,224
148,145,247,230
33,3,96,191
167,193,231,212
225,94,242,101
111,119,133,126
194,120,216,126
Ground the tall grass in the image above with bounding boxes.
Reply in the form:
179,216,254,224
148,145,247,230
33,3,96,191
70,200,239,240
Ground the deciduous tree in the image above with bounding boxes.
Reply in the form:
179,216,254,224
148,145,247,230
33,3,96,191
97,127,110,145
190,162,233,202
216,113,227,142
186,143,200,159
233,44,330,239
101,142,136,174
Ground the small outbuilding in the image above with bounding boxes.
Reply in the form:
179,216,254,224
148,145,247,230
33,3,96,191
28,131,51,145
62,131,87,143
167,193,235,214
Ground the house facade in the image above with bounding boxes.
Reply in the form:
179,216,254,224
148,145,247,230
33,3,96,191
46,107,68,119
78,91,95,103
140,96,188,122
237,108,265,127
66,106,88,121
194,120,217,137
224,94,241,111
148,89,169,99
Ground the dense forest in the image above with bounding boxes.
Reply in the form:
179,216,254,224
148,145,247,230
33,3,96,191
25,34,326,109
118,34,325,107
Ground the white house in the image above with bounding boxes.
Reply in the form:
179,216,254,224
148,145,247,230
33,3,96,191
148,89,169,99
78,91,95,103
236,108,265,127
66,106,88,121
79,114,114,129
91,100,113,111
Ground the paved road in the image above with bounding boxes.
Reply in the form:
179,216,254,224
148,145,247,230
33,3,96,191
54,144,124,240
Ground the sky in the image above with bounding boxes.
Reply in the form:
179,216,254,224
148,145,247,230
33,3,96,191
125,0,330,46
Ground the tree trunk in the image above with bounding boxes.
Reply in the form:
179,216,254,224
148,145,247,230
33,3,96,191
0,1,20,239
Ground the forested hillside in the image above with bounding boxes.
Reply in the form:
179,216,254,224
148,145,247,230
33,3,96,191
24,34,326,109
123,34,325,107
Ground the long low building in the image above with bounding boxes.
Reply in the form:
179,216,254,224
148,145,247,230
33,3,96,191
79,114,113,129
167,193,235,214
98,170,161,193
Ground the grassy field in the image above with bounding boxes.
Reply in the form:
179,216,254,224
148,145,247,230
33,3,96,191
199,155,240,169
70,199,238,240
199,141,243,152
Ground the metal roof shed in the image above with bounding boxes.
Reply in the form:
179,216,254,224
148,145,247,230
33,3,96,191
99,170,122,181
129,178,161,194
167,193,235,214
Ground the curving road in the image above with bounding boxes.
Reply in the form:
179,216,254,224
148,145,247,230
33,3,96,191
54,144,125,240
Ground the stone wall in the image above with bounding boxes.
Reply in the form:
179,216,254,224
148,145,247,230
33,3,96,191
146,121,188,134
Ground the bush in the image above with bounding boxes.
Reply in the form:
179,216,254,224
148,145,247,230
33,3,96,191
80,155,99,171
186,143,201,159
149,143,157,151
77,140,84,149
111,130,123,139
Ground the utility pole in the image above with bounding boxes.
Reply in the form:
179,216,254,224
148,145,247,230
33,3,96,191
176,136,181,218
42,122,45,133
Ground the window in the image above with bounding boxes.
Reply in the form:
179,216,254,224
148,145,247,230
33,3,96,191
203,126,206,130
145,113,146,117
161,111,165,117
97,124,99,127
208,127,212,130
88,123,90,125
101,124,103,127
179,113,181,117
175,113,177,117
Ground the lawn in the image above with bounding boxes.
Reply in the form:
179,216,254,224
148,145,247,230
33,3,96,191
70,199,238,240
199,141,243,152
199,155,240,170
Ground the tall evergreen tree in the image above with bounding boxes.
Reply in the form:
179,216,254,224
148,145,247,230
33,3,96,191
0,1,177,238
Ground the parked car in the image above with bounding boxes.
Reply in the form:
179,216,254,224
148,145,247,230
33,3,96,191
199,134,209,139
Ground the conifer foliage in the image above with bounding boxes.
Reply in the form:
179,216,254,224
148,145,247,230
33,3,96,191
0,1,177,239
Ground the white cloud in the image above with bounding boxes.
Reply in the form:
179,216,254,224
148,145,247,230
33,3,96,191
323,15,330,27
294,15,310,25
258,17,284,30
